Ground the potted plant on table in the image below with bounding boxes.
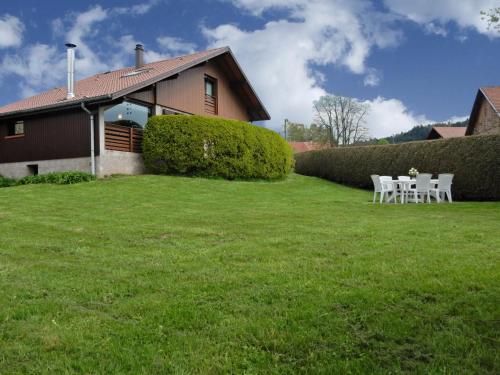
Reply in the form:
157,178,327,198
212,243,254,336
408,167,419,178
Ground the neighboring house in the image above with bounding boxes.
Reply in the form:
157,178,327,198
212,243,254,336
0,45,270,178
465,86,500,136
288,141,328,153
426,126,467,140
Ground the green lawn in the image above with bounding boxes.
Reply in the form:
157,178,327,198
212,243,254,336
0,174,498,374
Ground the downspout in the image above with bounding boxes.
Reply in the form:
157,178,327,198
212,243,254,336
81,103,96,176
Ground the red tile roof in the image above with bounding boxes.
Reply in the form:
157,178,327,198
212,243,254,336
0,47,256,117
481,86,500,112
288,141,329,153
430,126,467,139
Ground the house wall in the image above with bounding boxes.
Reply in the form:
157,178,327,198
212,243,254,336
471,98,500,135
155,58,251,121
0,109,99,164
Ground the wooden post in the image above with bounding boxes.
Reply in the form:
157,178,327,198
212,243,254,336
129,127,133,152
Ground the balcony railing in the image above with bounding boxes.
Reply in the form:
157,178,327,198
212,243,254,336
105,124,143,153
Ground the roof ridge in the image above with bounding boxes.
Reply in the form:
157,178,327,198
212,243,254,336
89,46,229,79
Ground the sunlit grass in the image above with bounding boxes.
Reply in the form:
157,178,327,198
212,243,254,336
0,174,498,373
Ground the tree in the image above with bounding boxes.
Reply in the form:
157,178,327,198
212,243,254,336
313,94,369,147
307,123,329,144
286,122,306,141
481,8,500,32
377,138,390,145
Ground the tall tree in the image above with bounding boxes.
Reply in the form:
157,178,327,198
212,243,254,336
313,95,369,147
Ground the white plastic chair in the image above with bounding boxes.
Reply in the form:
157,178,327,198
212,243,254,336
397,176,411,203
407,173,432,203
430,174,453,203
371,175,394,203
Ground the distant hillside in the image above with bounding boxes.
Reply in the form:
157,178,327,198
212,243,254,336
382,119,468,144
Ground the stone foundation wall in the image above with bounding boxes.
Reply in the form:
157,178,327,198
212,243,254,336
0,157,93,179
97,151,146,176
0,151,146,179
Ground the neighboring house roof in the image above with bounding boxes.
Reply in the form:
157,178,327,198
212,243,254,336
427,126,467,139
288,141,328,153
466,86,500,135
0,46,270,121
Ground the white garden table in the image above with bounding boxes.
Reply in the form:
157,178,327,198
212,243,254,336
387,178,439,204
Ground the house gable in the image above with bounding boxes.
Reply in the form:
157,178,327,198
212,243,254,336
466,88,500,136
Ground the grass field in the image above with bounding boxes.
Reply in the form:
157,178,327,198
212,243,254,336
0,174,498,374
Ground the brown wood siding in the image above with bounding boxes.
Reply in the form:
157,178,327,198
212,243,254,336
156,66,204,114
156,58,251,121
204,61,249,121
128,89,155,104
0,109,98,164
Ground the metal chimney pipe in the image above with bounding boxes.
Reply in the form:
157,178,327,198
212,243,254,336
65,43,77,99
135,44,144,69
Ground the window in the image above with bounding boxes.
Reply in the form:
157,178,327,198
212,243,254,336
204,76,217,115
205,78,215,97
104,101,151,129
27,164,38,176
6,120,24,137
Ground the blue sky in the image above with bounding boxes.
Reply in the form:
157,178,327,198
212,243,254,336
0,0,499,137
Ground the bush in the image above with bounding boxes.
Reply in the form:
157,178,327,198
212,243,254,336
18,171,96,185
295,135,500,201
143,115,293,180
0,175,17,188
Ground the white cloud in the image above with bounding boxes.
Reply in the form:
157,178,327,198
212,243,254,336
363,69,381,87
363,97,433,138
157,36,197,55
204,0,403,132
0,44,65,98
113,0,160,16
0,14,24,48
66,6,110,77
1,4,170,97
383,0,500,37
207,0,477,138
443,115,468,124
1,6,111,97
423,22,448,37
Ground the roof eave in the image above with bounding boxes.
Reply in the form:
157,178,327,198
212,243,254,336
465,90,484,136
0,94,113,119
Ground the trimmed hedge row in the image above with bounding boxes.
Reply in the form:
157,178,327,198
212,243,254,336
0,172,96,188
143,115,293,180
295,134,500,201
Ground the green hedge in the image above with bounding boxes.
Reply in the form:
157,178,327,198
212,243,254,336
18,171,96,185
0,175,16,188
295,134,500,201
143,115,293,180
